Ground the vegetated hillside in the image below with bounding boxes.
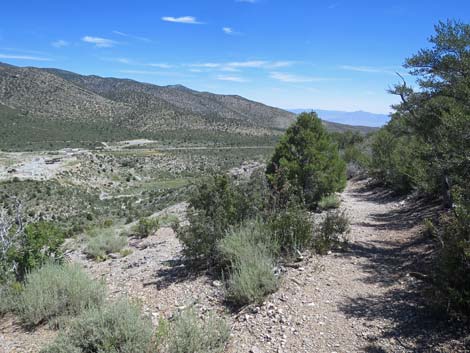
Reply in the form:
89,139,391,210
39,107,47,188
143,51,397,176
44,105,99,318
0,62,374,150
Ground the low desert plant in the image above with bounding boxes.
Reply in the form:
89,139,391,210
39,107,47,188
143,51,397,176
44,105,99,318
85,230,127,260
14,263,105,326
218,221,279,306
313,210,350,255
318,194,341,211
133,217,160,238
40,299,153,353
161,307,230,353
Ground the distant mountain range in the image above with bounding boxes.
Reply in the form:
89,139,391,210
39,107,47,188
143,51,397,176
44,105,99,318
0,62,378,150
289,109,390,127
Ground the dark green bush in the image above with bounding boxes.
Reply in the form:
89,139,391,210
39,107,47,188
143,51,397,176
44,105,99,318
266,112,346,209
133,217,160,238
41,299,153,353
8,221,65,281
314,210,350,255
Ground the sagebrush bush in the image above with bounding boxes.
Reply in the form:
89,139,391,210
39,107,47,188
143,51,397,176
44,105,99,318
266,206,313,256
161,307,230,353
85,230,127,260
178,174,267,265
15,263,105,326
314,210,350,255
133,217,160,238
218,221,279,306
41,299,153,353
318,194,341,211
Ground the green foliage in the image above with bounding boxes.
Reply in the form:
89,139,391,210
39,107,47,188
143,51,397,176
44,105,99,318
9,222,65,280
266,112,346,209
218,221,279,306
85,230,128,260
318,194,341,211
133,217,160,238
314,210,350,255
40,299,153,353
14,263,105,326
265,206,313,256
178,173,266,265
161,308,230,353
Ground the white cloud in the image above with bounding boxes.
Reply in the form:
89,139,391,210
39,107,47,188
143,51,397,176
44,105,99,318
340,65,387,73
217,75,248,82
112,31,151,42
147,63,173,69
82,36,117,48
189,60,293,71
51,40,69,48
270,72,328,83
161,16,203,24
223,27,234,35
0,53,51,61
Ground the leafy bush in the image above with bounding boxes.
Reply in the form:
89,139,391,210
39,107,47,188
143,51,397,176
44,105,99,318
318,194,341,211
41,299,153,353
434,195,470,315
133,217,160,238
314,210,350,255
218,221,279,306
161,307,230,353
266,206,313,256
14,263,105,326
266,112,346,209
9,222,65,280
85,230,128,260
178,174,266,265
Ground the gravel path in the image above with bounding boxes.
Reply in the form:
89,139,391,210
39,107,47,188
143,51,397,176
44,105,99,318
1,179,467,353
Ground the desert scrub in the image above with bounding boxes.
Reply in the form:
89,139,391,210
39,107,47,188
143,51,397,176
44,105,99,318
40,299,153,353
318,194,341,211
266,206,313,256
133,216,160,238
85,229,127,260
218,221,279,306
14,263,105,326
159,307,230,353
313,210,350,254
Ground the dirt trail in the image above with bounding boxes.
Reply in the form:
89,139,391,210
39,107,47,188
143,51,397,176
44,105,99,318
1,179,467,353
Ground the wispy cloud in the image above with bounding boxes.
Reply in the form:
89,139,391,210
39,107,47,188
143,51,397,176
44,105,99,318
112,31,151,42
328,2,341,9
0,53,52,61
51,40,69,48
222,27,242,35
82,36,117,48
119,69,186,77
340,65,388,73
161,16,203,24
216,75,248,82
147,63,173,69
189,60,294,71
236,0,257,3
270,72,328,83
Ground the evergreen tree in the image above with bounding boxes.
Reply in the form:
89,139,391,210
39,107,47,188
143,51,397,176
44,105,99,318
266,112,346,209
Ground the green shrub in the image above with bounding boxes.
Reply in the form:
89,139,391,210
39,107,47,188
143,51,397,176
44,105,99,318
434,198,470,315
15,263,105,326
41,299,153,353
318,194,341,211
133,217,160,238
266,206,313,256
85,230,128,260
178,174,265,265
7,221,65,281
218,221,279,306
162,308,230,353
266,112,346,209
314,210,350,255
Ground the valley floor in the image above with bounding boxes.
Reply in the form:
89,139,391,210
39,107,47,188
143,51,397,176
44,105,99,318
1,179,467,353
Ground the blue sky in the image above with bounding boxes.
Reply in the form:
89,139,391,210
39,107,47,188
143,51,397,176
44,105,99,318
1,0,470,114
